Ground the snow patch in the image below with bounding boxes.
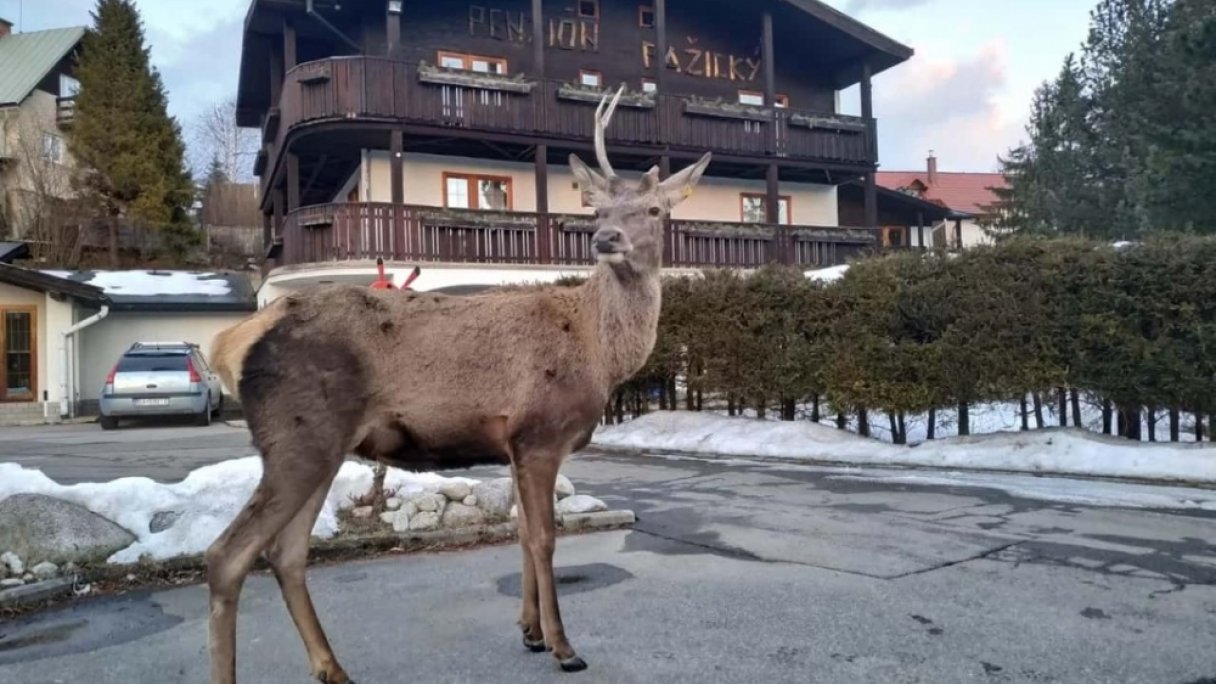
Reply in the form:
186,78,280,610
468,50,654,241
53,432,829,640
592,411,1216,484
0,458,477,564
805,264,849,282
41,270,232,297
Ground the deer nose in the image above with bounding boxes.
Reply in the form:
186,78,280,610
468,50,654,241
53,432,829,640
592,227,624,253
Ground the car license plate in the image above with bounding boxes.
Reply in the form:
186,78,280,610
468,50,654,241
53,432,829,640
135,398,170,407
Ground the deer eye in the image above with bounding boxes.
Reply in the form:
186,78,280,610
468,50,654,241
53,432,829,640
648,206,662,217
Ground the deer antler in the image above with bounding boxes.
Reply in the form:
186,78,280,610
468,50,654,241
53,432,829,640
594,86,625,178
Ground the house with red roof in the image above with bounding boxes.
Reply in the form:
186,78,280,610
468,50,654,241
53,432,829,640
876,154,1007,249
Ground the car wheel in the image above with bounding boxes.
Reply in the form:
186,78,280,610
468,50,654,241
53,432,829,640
195,395,213,427
100,416,118,430
211,393,224,417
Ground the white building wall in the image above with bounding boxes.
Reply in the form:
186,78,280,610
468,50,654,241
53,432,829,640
362,152,838,225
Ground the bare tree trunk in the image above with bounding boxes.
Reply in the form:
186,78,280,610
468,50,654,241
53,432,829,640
1196,413,1205,442
1032,394,1044,429
957,402,970,436
1146,407,1156,442
108,218,119,268
658,381,668,411
603,401,614,425
685,382,695,410
858,407,870,438
888,411,899,442
811,395,820,422
897,411,907,445
1070,389,1081,428
696,389,703,411
781,398,796,421
614,392,625,424
1116,407,1126,438
1169,408,1180,442
1102,400,1113,435
668,378,677,410
755,398,766,419
927,407,937,440
1057,388,1067,427
836,412,847,430
1020,396,1029,431
727,395,736,417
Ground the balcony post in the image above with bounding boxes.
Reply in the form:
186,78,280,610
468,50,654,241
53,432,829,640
283,18,297,70
917,210,925,250
269,44,283,104
535,143,551,263
762,9,776,156
386,1,401,58
272,187,285,259
262,212,272,253
766,163,787,264
286,153,300,214
861,60,878,234
531,0,545,75
390,130,403,204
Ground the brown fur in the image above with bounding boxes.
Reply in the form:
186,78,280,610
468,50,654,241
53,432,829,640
203,92,712,684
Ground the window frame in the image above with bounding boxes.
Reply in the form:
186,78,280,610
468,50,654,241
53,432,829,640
578,0,600,19
0,306,38,403
41,133,63,164
641,78,657,94
738,90,790,108
436,50,509,75
579,69,603,88
638,5,655,27
442,172,515,211
739,193,792,225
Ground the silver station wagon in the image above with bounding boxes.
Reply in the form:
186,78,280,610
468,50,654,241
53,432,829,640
98,342,223,429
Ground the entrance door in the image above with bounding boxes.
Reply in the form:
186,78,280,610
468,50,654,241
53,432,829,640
0,307,36,402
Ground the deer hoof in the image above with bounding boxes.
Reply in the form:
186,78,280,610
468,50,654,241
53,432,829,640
559,656,588,673
523,636,547,653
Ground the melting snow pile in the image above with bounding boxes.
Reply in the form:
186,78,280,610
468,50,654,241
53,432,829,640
0,458,474,564
42,270,232,297
593,411,1216,484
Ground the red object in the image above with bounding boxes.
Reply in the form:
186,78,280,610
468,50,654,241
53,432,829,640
399,266,421,290
187,357,202,383
876,170,1007,216
105,365,117,385
370,257,395,290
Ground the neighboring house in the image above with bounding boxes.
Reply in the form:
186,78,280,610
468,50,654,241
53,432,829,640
200,181,263,259
877,154,1006,249
0,251,256,424
237,0,914,302
0,18,85,240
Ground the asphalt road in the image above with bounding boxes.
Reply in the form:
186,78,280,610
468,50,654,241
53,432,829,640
2,423,1216,683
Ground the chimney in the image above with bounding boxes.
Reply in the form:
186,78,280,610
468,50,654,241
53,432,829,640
0,18,12,39
927,151,938,186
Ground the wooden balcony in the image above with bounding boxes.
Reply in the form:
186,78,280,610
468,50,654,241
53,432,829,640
262,56,875,194
273,202,878,270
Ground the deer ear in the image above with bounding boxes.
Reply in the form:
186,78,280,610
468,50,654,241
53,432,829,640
658,152,711,207
569,153,611,207
637,165,662,192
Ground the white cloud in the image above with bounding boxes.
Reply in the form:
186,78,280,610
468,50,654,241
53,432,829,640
845,0,932,13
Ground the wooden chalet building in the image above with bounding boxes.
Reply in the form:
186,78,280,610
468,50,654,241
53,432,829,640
236,0,916,295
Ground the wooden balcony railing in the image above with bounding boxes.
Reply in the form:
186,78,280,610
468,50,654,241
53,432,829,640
263,56,875,195
274,202,877,270
56,97,76,128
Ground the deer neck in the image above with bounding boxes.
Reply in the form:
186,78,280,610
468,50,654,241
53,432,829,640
582,256,662,387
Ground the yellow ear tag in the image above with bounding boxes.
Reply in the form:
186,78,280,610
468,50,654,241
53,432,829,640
683,187,693,198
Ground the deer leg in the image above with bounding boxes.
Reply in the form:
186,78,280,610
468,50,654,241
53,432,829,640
511,469,544,652
206,452,343,684
516,454,586,672
264,461,351,684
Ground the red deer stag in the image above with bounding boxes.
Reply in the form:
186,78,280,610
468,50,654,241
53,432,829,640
206,88,712,683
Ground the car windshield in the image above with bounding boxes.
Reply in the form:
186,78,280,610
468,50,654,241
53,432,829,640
116,354,189,372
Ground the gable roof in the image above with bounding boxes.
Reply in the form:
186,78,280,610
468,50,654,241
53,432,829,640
876,171,1006,216
0,262,107,305
0,26,86,106
0,242,29,264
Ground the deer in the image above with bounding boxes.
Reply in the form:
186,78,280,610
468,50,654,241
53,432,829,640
204,88,711,684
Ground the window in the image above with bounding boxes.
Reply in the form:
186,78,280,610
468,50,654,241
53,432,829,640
59,74,80,98
41,133,63,164
740,193,791,224
579,70,602,88
639,5,655,27
578,0,599,19
437,51,508,75
444,173,513,211
1,308,36,402
641,78,657,94
738,90,789,107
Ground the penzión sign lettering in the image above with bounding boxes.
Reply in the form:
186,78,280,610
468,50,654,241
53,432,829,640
467,5,761,80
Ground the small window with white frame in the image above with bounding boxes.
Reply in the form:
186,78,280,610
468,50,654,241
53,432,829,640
579,70,602,88
641,78,657,94
59,74,80,98
437,51,508,75
41,133,64,164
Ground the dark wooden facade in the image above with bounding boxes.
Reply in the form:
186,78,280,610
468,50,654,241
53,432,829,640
236,0,913,269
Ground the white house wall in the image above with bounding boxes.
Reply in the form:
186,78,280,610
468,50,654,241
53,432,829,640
362,152,838,225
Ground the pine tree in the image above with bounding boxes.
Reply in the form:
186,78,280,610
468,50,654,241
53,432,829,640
70,0,196,265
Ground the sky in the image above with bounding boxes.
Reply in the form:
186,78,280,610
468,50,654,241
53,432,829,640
0,0,1097,174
